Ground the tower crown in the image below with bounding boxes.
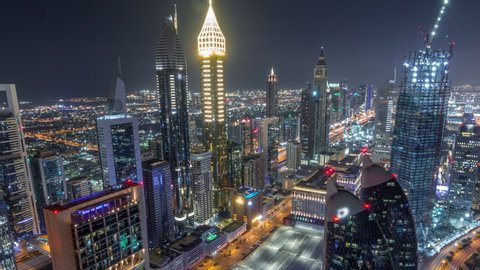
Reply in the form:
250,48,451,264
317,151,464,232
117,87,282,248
198,0,225,57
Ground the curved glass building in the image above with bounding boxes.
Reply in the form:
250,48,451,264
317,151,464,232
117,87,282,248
156,12,192,222
324,179,393,270
361,156,417,269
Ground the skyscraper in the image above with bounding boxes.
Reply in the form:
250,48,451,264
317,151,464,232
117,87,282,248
44,182,149,269
96,58,143,187
266,67,278,118
142,159,175,247
361,156,417,269
255,117,279,188
0,84,38,240
286,140,301,172
30,151,66,232
0,204,16,270
191,151,214,224
374,72,396,140
156,9,193,223
448,113,480,217
324,179,393,270
301,48,330,165
66,176,93,200
198,0,228,207
227,140,242,189
390,49,452,232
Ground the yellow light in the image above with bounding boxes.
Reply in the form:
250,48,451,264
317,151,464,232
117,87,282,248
198,1,226,57
236,197,244,204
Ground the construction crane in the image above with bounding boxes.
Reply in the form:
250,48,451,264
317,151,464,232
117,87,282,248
424,0,454,53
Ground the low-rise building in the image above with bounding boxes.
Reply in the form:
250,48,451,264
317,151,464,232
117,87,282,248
169,235,204,270
221,221,247,243
231,188,263,229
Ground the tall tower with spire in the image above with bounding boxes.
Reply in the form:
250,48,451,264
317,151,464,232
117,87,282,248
198,0,228,209
156,8,193,225
300,48,330,165
96,56,143,188
313,48,330,154
266,67,278,118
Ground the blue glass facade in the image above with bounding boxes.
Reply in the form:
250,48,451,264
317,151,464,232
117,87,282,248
391,49,451,229
111,122,138,182
361,163,417,269
142,160,175,247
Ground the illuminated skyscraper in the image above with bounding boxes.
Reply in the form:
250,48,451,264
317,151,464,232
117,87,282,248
448,113,480,216
198,0,228,208
96,58,143,187
191,151,214,224
30,151,66,232
255,117,279,188
361,156,417,270
390,49,452,232
0,204,16,270
301,48,330,165
266,67,278,118
44,183,148,269
156,9,193,223
142,159,175,246
0,84,38,240
324,179,393,270
374,73,396,140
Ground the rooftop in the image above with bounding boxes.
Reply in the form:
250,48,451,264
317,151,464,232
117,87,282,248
222,220,246,233
235,226,324,270
169,234,203,253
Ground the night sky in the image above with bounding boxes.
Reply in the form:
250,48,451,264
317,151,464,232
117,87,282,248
1,0,479,101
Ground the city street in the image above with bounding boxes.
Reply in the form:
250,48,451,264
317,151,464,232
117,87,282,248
425,229,480,269
195,197,292,270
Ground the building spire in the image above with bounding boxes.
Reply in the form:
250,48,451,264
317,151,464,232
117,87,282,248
117,53,123,79
198,0,225,57
174,4,178,33
270,67,275,75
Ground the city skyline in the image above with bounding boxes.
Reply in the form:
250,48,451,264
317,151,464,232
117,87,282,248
1,0,480,101
2,1,480,269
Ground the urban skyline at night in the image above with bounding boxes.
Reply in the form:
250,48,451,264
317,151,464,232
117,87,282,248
1,0,480,101
1,0,480,269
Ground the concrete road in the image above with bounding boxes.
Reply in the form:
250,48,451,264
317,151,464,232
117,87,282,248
425,230,480,269
195,196,292,270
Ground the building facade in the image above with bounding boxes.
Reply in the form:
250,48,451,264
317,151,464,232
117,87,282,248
231,189,262,229
96,66,143,187
390,49,452,230
0,205,16,270
198,0,228,208
361,156,417,270
30,151,66,232
142,159,175,247
44,183,149,270
266,68,278,118
286,140,301,172
191,151,214,224
448,113,480,216
324,180,393,269
156,11,193,223
301,49,330,165
0,84,38,240
66,176,93,200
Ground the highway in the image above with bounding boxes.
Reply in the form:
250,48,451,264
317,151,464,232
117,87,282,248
25,127,98,151
329,111,374,143
425,229,480,269
196,196,292,270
